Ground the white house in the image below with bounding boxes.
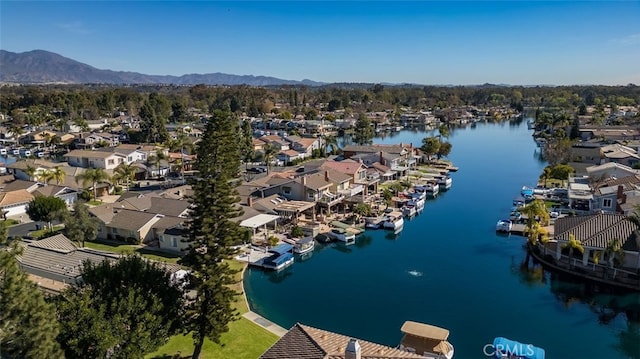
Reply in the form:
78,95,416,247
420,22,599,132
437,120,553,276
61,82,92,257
64,150,127,170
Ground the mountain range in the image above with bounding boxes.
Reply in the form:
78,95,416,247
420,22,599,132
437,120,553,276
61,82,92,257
0,49,324,86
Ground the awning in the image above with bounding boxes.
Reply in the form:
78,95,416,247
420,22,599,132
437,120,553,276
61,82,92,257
239,214,280,229
400,321,449,340
268,243,293,255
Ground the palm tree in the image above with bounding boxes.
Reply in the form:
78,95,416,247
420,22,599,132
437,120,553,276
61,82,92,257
36,169,53,184
49,166,66,185
148,149,168,179
322,135,339,157
24,164,36,182
562,234,585,266
604,238,625,270
113,163,136,190
262,143,276,174
75,168,111,201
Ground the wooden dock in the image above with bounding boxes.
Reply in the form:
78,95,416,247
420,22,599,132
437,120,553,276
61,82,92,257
509,223,554,236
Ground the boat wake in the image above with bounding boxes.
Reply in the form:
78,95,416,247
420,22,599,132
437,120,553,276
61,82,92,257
407,270,423,277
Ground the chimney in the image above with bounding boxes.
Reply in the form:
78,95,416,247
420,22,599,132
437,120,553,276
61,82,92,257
379,151,383,165
324,170,329,182
247,196,253,207
345,339,361,359
616,185,626,213
302,175,307,186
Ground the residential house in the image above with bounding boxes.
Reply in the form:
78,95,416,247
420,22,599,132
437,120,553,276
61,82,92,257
91,206,163,243
260,323,423,359
591,175,640,214
76,132,120,148
537,214,640,285
98,145,148,164
16,234,119,287
32,184,79,207
117,195,191,218
260,135,290,151
277,149,306,164
601,143,640,167
0,189,34,218
320,159,378,198
579,126,640,142
571,141,604,165
252,138,267,152
289,137,321,157
292,170,352,213
586,162,639,182
64,150,127,170
153,216,189,252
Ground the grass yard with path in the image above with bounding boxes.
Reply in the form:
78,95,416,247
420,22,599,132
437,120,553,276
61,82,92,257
147,260,279,359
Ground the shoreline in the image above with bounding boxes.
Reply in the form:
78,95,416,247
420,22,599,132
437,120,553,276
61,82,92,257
238,261,288,337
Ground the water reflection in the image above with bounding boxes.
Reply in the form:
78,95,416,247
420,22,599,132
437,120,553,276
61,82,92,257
266,266,294,284
354,234,373,249
517,260,640,359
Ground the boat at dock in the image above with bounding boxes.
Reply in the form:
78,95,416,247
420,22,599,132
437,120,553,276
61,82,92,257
398,321,455,359
328,228,355,245
383,212,404,231
293,236,315,255
435,175,452,190
496,219,512,233
364,216,386,229
402,204,417,218
491,337,545,359
416,182,439,198
256,243,295,271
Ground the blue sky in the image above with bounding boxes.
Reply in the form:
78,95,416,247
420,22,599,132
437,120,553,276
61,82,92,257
1,1,639,85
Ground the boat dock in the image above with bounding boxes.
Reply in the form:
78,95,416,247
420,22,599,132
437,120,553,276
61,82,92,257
507,223,554,237
330,220,365,235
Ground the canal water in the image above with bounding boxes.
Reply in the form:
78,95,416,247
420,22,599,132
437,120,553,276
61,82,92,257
244,119,640,359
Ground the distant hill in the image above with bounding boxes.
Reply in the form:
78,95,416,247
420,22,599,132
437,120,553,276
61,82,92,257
0,49,324,86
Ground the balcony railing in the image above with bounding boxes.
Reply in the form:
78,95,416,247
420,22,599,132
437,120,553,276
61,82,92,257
318,192,345,206
338,184,364,197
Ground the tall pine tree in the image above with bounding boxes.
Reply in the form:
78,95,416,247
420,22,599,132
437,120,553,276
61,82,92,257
0,224,64,358
180,109,244,358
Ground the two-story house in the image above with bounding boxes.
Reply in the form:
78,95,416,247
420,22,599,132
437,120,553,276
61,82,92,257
320,159,378,199
64,150,127,170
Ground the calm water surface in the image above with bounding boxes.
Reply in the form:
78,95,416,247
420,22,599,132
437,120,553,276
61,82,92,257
245,119,640,359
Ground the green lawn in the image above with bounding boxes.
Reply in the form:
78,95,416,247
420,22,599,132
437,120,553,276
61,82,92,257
30,225,65,239
84,241,182,264
147,318,278,359
147,260,278,359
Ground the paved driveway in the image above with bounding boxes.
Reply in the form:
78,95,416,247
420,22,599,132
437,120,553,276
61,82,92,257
7,220,61,240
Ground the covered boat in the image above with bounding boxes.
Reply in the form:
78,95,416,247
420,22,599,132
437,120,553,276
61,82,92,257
398,321,454,359
293,236,315,255
263,243,294,270
492,337,545,359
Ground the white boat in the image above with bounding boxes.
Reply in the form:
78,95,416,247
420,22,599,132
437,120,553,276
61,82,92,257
496,219,512,233
402,204,416,218
293,236,315,255
436,175,452,190
260,244,295,271
364,216,385,229
383,212,404,231
328,228,355,245
398,321,455,359
410,195,425,212
0,148,6,156
11,148,20,156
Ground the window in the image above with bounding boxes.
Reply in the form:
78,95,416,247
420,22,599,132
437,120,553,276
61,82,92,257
307,191,315,200
112,228,118,234
603,198,612,208
282,186,291,195
171,237,177,247
359,171,366,180
108,159,115,165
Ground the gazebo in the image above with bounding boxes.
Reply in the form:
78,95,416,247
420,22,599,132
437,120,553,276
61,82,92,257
240,213,281,238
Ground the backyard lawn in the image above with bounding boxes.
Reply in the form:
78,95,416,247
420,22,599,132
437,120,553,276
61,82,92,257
147,260,279,359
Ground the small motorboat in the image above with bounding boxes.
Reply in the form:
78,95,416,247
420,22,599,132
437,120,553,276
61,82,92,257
496,219,512,233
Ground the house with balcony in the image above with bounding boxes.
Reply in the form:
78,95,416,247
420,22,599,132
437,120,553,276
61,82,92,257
533,213,640,290
290,137,321,157
320,159,377,200
586,162,639,181
277,149,306,164
292,170,352,213
567,177,594,212
64,149,127,170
